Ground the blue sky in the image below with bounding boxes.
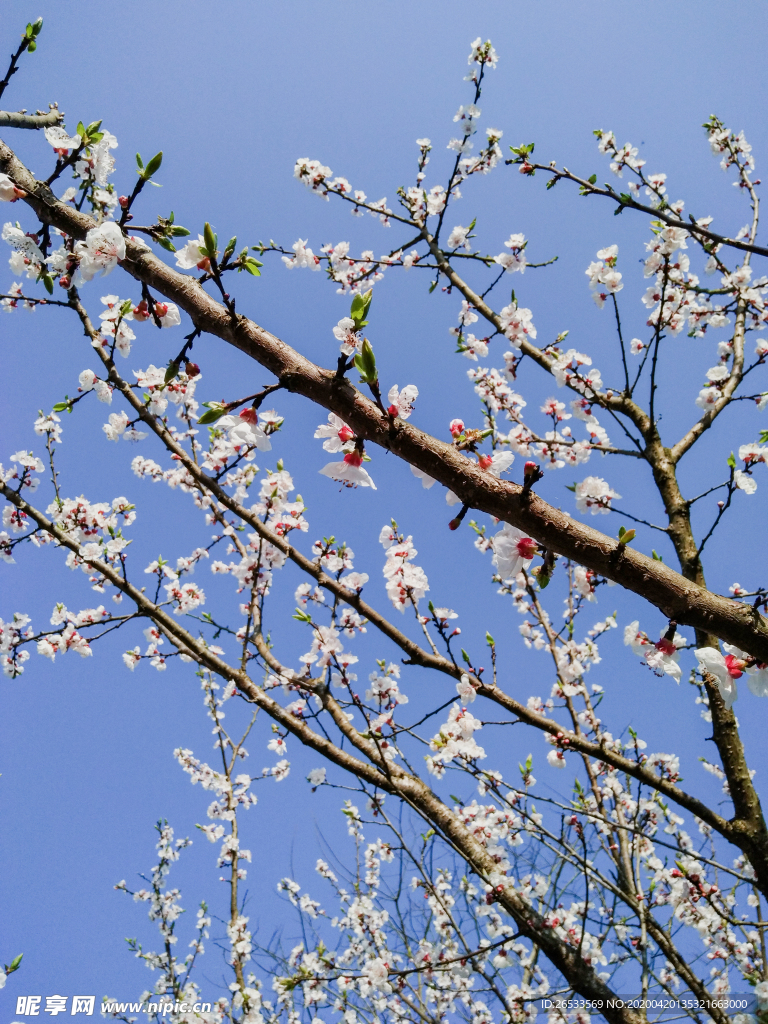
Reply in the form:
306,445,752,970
2,0,768,1005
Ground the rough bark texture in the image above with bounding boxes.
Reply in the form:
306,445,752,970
3,139,768,663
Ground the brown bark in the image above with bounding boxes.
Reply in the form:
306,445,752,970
2,140,768,662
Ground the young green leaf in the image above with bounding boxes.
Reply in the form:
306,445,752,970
142,151,163,180
203,222,217,258
197,402,228,425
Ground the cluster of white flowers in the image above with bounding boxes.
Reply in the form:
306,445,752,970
379,525,429,612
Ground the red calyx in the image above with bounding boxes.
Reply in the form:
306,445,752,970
655,638,677,656
724,654,746,679
516,537,537,559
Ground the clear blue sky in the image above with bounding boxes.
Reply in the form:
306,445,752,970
2,0,768,1005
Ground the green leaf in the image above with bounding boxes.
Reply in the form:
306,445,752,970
223,235,237,258
170,225,190,237
546,176,558,190
350,288,373,327
242,257,262,276
197,403,227,425
135,153,144,170
651,549,663,562
164,361,180,384
292,608,312,622
727,451,736,469
7,953,23,973
461,649,471,665
565,482,576,492
429,279,438,293
617,526,636,545
26,40,36,52
52,401,70,412
142,151,163,180
203,222,217,258
614,205,625,216
587,174,597,185
157,237,176,252
485,632,494,645
86,119,102,136
42,274,53,295
353,338,377,383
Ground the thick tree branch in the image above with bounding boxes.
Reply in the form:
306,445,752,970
3,143,768,665
0,108,62,130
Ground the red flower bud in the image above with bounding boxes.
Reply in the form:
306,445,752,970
185,362,200,378
58,275,71,289
118,196,130,209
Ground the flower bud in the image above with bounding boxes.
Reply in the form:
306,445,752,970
58,274,70,288
185,362,200,378
118,196,130,209
449,418,465,438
